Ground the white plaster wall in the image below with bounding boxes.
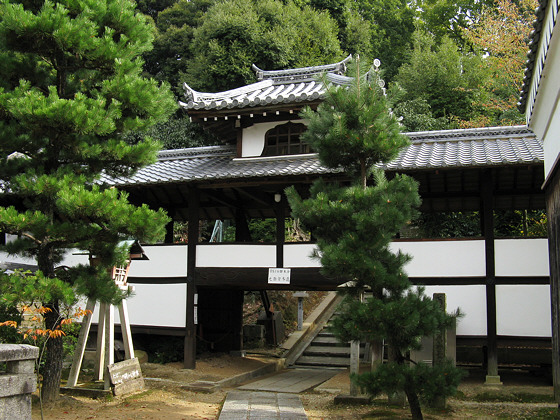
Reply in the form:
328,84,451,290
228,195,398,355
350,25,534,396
421,285,487,336
241,121,278,157
0,248,89,268
495,239,549,277
90,283,187,328
128,245,187,278
496,285,551,337
283,244,322,267
196,244,276,267
241,119,308,157
391,240,486,278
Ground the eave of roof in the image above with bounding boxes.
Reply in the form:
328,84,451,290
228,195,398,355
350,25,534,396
518,0,557,114
180,56,353,113
102,126,542,188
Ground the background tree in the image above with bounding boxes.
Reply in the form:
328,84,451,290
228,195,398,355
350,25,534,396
286,60,463,419
459,0,537,127
391,31,489,131
0,0,175,402
185,0,343,91
143,0,214,96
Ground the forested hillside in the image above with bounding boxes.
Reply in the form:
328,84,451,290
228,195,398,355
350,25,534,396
134,0,537,148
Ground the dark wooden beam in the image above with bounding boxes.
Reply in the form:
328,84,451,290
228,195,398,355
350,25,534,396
482,169,501,384
196,267,343,290
276,196,285,268
545,164,560,403
184,187,199,369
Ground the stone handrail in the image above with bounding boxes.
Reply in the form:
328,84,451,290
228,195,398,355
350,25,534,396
0,344,39,420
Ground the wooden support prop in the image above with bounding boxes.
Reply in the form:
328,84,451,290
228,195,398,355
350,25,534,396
95,302,107,381
104,304,115,391
67,299,95,387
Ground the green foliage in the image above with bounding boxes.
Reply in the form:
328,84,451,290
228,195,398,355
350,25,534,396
300,63,408,182
186,0,343,91
414,212,481,238
142,336,184,363
392,31,488,130
287,58,462,419
416,0,493,48
143,0,214,95
0,0,175,401
412,210,547,239
125,115,220,149
0,303,22,344
353,359,464,405
353,0,416,81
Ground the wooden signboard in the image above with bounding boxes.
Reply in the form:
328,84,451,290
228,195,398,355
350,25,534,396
107,358,144,396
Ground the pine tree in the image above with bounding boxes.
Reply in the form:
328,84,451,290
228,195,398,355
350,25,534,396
286,60,463,419
0,0,175,402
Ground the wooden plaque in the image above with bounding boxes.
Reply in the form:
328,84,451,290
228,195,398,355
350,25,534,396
107,358,144,396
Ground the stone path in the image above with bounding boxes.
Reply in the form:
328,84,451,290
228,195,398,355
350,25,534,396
238,367,340,393
218,367,343,419
218,390,307,420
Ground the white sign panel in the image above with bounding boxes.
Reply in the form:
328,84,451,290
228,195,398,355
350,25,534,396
268,268,291,284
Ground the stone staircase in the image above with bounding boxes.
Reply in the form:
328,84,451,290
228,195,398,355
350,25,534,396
293,321,367,368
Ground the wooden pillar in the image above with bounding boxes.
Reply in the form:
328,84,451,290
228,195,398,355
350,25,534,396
275,195,285,268
545,168,560,403
482,170,501,385
185,187,199,369
235,208,252,242
164,216,174,244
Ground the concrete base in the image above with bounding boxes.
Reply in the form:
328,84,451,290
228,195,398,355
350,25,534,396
484,375,503,386
60,385,112,399
333,394,371,405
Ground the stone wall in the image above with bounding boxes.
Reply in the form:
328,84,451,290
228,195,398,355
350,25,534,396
0,344,39,420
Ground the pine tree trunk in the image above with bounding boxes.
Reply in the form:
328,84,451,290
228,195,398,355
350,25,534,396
37,246,62,403
42,301,63,403
404,382,424,420
360,158,367,190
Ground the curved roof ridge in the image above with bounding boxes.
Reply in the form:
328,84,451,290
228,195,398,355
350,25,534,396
404,125,533,143
158,144,235,161
182,80,274,103
252,55,352,83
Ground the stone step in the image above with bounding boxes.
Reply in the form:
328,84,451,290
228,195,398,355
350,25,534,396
295,355,353,367
311,336,344,345
304,346,365,357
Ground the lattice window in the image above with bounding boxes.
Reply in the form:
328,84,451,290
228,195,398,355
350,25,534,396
262,122,310,157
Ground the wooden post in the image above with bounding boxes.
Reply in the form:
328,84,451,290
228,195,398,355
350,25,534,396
94,302,106,381
349,291,363,396
67,299,95,387
164,216,174,244
545,168,560,403
184,187,199,369
275,195,285,268
118,299,135,360
482,170,502,385
349,339,360,396
104,304,114,390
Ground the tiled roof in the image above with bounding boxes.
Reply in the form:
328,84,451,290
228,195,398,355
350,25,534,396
103,126,542,187
518,0,558,115
180,56,352,112
389,126,542,170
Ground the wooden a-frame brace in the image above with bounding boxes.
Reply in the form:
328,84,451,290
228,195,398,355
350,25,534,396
67,256,142,390
66,296,136,390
